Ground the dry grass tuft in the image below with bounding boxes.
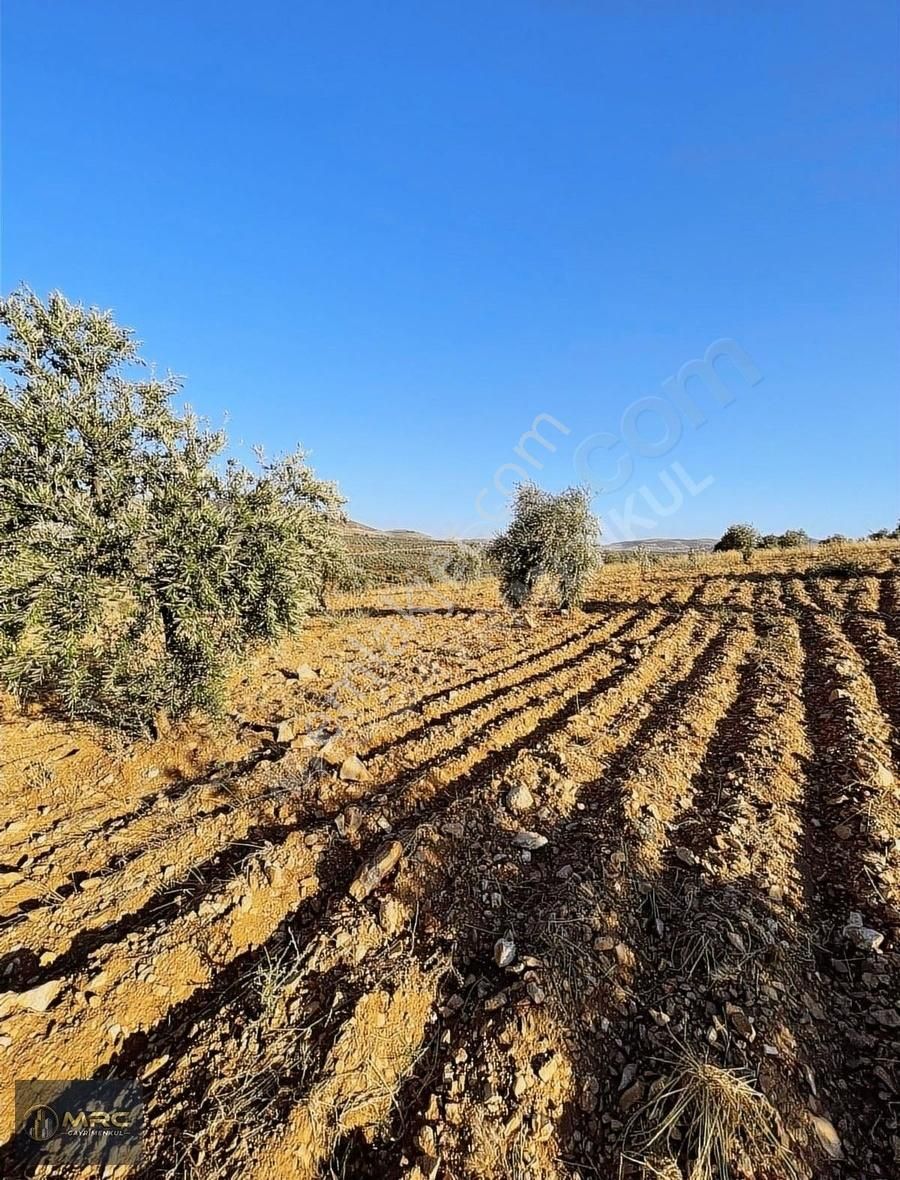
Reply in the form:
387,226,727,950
624,1050,799,1180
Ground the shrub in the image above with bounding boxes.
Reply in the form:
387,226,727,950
713,523,759,561
778,528,811,549
487,484,600,610
445,541,484,583
0,287,346,730
634,545,659,578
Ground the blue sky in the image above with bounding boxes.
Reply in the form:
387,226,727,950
2,1,897,539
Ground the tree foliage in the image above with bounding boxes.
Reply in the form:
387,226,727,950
778,528,811,549
487,484,599,610
444,541,484,584
713,523,760,558
0,287,346,729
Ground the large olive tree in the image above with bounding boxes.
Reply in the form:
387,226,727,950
0,287,346,729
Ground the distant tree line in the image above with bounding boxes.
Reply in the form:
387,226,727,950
714,520,899,561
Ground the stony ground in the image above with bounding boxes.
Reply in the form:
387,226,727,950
1,551,899,1179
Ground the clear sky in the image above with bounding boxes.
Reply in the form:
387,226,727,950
2,1,897,540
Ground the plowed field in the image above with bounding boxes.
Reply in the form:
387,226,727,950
2,553,899,1179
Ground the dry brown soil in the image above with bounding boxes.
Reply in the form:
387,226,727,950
1,552,899,1179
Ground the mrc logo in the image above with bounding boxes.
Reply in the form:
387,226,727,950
14,1079,143,1165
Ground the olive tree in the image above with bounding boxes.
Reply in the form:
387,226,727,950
713,523,759,562
445,541,484,583
779,528,811,549
0,287,346,730
487,484,600,610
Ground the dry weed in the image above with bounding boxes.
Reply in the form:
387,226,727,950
624,1049,800,1180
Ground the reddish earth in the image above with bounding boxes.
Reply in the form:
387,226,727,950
1,550,898,1178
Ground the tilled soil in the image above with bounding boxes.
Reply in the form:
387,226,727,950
1,555,898,1179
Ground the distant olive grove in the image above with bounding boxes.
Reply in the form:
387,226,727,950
714,521,898,561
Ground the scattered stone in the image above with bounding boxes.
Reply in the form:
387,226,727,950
526,979,546,1004
339,755,369,783
142,1054,170,1080
275,717,298,744
319,735,350,766
444,1100,463,1125
424,1094,440,1121
513,831,547,851
619,1063,638,1092
494,936,517,969
335,806,363,838
649,1008,671,1027
506,783,534,813
810,1114,843,1160
348,840,403,901
580,1077,600,1112
292,730,327,750
538,1055,559,1083
614,942,635,968
872,762,896,789
725,1002,756,1042
675,846,697,867
842,912,884,953
416,1125,437,1156
619,1080,644,1111
286,664,317,682
15,980,63,1013
871,1007,900,1028
833,824,853,841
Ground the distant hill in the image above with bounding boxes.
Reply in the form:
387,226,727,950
344,519,435,541
601,538,716,553
344,521,716,553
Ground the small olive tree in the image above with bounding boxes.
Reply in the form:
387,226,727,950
713,523,759,562
487,484,599,611
0,287,347,729
445,541,484,583
779,528,811,549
